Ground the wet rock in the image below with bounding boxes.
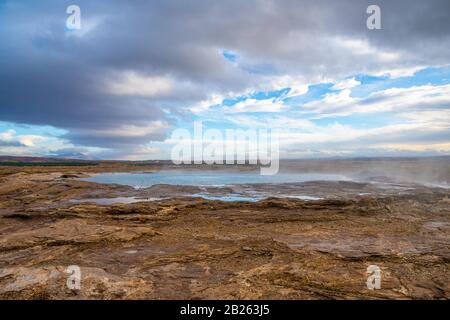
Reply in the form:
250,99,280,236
0,167,449,299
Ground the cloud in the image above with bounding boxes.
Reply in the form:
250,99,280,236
225,98,286,113
331,78,361,90
49,148,94,159
0,130,24,147
16,135,46,147
0,0,449,158
0,129,16,141
218,111,450,158
105,71,173,97
64,121,171,148
303,84,450,118
188,94,224,114
0,140,25,147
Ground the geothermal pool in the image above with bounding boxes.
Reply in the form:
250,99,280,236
81,171,351,188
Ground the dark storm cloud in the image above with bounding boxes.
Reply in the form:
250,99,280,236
0,0,449,151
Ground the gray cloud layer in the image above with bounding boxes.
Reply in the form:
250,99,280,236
0,139,25,147
1,0,449,154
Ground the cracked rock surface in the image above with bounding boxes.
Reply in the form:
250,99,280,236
0,165,449,299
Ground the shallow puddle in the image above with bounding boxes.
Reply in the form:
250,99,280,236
70,196,163,205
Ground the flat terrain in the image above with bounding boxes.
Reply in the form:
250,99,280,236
0,160,449,299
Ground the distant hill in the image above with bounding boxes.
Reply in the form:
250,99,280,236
1,155,448,166
0,156,96,163
0,156,100,167
0,156,174,167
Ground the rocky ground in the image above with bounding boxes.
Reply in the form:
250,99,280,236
0,165,449,299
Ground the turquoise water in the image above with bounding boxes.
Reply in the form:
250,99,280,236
82,171,350,188
70,193,323,204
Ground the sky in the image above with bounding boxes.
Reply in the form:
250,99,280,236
0,0,450,160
